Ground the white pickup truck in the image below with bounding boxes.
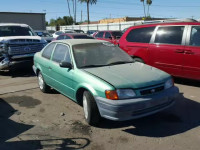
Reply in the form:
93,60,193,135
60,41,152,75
0,23,47,70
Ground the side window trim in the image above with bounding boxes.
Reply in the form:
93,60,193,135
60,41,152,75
185,25,200,47
41,43,56,60
151,25,186,45
51,43,72,64
126,27,156,43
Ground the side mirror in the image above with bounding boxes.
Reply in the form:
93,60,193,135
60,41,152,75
59,61,72,69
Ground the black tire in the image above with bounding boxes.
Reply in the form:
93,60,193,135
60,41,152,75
38,71,50,93
132,57,144,63
83,91,101,126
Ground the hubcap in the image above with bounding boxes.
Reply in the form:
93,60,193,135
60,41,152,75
83,95,88,119
38,74,44,90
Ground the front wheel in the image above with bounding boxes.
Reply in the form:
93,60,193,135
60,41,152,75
83,91,101,126
132,57,144,63
38,71,50,93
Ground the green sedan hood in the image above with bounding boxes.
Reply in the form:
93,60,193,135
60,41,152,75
83,63,170,89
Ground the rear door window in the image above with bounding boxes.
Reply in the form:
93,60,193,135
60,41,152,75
126,27,155,43
189,26,200,46
64,35,71,39
42,43,56,59
95,32,104,38
154,26,185,45
52,44,71,63
105,32,111,39
57,35,64,40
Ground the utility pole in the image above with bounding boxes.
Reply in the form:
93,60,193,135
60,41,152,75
81,10,83,22
74,0,76,24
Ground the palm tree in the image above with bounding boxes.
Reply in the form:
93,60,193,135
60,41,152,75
146,0,152,17
140,0,146,18
79,0,97,24
71,0,77,24
67,0,71,17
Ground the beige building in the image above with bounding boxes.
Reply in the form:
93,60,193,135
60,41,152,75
99,17,141,24
99,17,167,24
0,12,46,30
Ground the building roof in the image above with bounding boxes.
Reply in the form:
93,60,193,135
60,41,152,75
0,12,45,15
80,21,99,25
0,23,29,26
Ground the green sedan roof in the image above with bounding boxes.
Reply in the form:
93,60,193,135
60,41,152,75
53,39,106,46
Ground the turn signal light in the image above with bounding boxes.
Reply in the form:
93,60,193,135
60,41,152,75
105,90,119,100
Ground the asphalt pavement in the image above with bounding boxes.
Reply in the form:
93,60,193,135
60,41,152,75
0,69,200,150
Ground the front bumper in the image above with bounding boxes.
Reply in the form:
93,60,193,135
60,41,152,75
95,86,179,121
0,54,34,70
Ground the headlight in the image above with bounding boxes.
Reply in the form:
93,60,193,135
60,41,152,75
0,44,5,52
117,89,136,99
105,89,136,100
164,78,174,89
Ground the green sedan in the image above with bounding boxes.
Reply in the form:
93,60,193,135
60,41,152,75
33,39,179,126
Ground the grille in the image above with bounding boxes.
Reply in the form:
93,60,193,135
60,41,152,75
9,39,40,43
140,86,164,96
8,44,44,55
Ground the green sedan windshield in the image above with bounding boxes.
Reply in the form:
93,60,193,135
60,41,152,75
73,43,133,68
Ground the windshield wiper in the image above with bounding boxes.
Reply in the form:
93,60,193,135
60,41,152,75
108,61,133,66
79,64,108,68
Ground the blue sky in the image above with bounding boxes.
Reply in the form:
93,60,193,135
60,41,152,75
1,0,200,22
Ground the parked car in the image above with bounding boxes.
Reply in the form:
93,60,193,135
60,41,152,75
33,39,179,126
94,30,122,45
64,29,76,33
119,22,200,80
55,33,94,40
0,23,47,71
74,30,84,33
35,30,54,43
52,31,64,38
47,29,56,35
87,30,97,36
64,29,84,33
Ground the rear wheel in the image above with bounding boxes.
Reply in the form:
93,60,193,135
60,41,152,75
38,71,50,93
83,91,101,126
132,57,144,63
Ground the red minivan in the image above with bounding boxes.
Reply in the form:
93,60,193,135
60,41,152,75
119,22,200,80
94,30,122,45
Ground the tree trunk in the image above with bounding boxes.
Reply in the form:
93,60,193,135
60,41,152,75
67,0,71,17
74,0,76,24
87,2,90,24
143,1,146,17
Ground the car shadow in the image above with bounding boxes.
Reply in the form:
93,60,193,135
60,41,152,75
174,77,200,88
0,138,90,150
0,64,35,78
0,98,34,143
0,98,90,150
98,93,200,137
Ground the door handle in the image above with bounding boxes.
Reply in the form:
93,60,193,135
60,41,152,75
175,49,184,53
48,66,52,70
185,50,194,55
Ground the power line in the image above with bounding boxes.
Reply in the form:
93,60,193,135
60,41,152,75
38,0,200,8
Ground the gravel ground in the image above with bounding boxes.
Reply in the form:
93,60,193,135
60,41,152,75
0,69,200,150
